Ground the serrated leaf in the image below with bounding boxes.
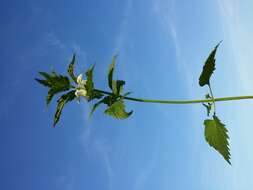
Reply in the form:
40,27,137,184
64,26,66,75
53,90,76,127
199,42,221,87
108,55,117,90
68,54,77,83
112,80,125,95
204,115,231,164
35,71,71,105
104,100,133,119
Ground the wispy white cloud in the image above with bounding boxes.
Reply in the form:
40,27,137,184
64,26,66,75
153,0,181,64
113,0,132,53
216,0,253,92
79,113,115,189
152,0,200,129
133,158,156,190
55,175,75,190
80,123,91,154
152,0,196,98
93,138,114,179
47,32,66,49
46,31,87,68
72,42,87,63
80,128,114,189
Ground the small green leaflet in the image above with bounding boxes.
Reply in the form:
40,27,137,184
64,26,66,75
35,71,71,105
199,42,221,87
105,100,133,119
107,55,126,96
202,93,213,116
202,103,212,116
85,64,95,98
68,54,77,83
53,90,76,127
112,80,125,95
122,92,131,97
89,95,118,117
205,93,211,99
84,64,102,101
108,55,117,90
204,115,231,164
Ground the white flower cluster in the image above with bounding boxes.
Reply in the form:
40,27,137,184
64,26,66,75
75,74,87,99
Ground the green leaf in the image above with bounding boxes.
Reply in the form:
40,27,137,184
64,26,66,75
85,64,95,100
107,55,127,96
112,80,125,95
204,115,231,164
68,54,77,83
199,42,221,87
35,71,71,105
53,90,76,127
84,64,103,101
108,55,117,90
104,100,133,119
90,95,116,118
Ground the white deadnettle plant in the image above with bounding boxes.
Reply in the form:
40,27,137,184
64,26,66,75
37,43,252,164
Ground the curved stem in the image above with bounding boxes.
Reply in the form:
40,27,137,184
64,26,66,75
94,89,253,105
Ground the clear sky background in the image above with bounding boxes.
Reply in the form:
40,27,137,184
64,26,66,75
1,0,253,189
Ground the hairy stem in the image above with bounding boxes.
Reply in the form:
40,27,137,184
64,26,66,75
94,89,253,104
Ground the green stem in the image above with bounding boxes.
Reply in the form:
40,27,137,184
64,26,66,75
94,89,253,105
208,84,216,114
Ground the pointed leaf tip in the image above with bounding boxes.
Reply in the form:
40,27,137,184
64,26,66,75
104,100,133,119
68,53,77,83
199,42,221,87
53,90,76,127
108,55,117,90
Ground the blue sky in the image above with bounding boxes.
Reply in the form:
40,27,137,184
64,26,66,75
1,0,253,189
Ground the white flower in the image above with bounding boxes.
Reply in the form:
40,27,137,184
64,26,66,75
75,89,87,97
76,74,86,87
75,74,88,101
